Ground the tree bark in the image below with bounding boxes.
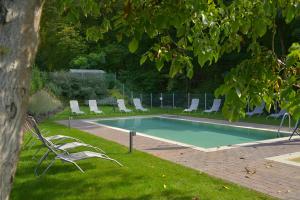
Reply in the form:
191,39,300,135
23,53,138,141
0,1,44,200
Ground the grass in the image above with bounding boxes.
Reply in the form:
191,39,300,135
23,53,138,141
53,105,292,127
11,121,275,200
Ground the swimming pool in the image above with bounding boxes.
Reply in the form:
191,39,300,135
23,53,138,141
92,117,286,151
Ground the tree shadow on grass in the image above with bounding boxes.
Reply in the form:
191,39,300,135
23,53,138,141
11,164,149,200
12,173,198,200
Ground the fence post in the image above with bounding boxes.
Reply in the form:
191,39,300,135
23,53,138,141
204,93,207,110
140,93,143,102
150,93,153,108
172,93,175,109
160,93,163,108
122,84,125,98
247,97,250,113
187,92,190,108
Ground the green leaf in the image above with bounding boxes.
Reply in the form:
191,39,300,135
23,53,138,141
86,27,103,42
254,20,267,37
116,33,123,42
235,88,241,98
285,6,295,24
156,60,164,71
169,60,181,78
128,38,139,53
140,55,147,65
187,68,193,79
198,53,207,67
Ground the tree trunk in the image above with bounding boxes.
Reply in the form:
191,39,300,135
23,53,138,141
0,1,44,200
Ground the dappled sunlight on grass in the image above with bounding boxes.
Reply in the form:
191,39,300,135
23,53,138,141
11,122,274,200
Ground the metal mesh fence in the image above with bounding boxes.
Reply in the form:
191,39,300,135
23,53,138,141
42,71,220,109
124,92,217,110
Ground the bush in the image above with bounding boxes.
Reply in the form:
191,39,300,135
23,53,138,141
28,90,62,117
30,65,46,94
47,72,114,100
70,52,106,69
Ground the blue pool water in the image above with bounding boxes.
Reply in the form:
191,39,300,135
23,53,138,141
96,117,282,148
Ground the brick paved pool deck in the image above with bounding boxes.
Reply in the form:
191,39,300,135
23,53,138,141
58,115,300,200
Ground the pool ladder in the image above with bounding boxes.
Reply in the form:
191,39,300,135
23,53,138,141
277,113,291,137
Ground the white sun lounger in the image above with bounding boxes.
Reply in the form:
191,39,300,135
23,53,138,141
133,98,148,111
26,117,122,176
117,99,132,113
246,102,265,117
204,99,221,113
88,100,103,114
70,100,85,114
25,116,105,157
267,109,287,119
184,98,199,112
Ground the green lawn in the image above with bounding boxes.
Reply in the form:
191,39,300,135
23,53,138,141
11,121,275,200
53,105,291,127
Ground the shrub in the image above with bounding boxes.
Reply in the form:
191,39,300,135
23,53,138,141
30,65,46,94
28,90,62,117
47,72,113,100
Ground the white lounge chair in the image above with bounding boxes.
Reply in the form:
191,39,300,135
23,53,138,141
246,102,265,117
133,98,148,111
25,116,105,158
24,119,83,147
88,100,103,114
184,98,199,112
267,109,287,119
204,99,221,113
25,117,122,176
117,99,132,113
70,100,85,114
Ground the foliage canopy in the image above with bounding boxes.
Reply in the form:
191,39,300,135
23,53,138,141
47,0,299,120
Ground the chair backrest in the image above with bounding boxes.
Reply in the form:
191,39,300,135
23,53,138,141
211,99,221,111
70,100,80,112
24,119,38,138
88,100,98,111
278,109,287,115
189,99,199,110
253,102,265,113
117,99,127,110
133,98,143,109
26,116,59,156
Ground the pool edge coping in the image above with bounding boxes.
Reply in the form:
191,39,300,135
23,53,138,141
82,115,298,152
266,152,300,167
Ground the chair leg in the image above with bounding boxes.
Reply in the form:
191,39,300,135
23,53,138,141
91,146,105,154
72,161,85,173
41,158,56,176
100,155,123,166
32,146,43,159
34,150,50,176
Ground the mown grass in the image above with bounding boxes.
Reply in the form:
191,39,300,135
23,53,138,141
11,121,275,200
